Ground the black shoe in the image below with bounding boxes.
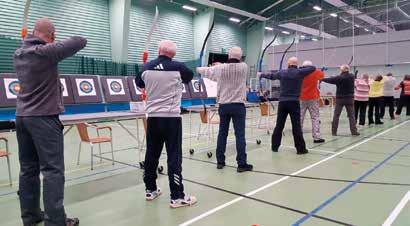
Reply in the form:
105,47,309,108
297,149,309,155
352,132,360,136
216,162,225,169
375,121,384,125
272,148,279,152
24,211,44,226
66,218,80,226
313,139,325,143
369,122,374,125
237,164,253,173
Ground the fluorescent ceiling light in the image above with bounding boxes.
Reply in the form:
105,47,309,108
265,27,273,31
313,5,322,11
281,31,290,35
330,13,337,17
229,17,240,23
364,28,369,32
312,38,318,41
300,35,306,39
354,24,360,28
182,5,197,11
342,18,349,23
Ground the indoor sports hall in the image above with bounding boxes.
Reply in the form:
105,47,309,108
0,0,409,226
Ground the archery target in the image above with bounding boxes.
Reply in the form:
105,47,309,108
132,80,142,94
107,79,125,95
4,78,20,99
75,78,96,96
182,83,186,93
60,78,69,97
191,80,201,93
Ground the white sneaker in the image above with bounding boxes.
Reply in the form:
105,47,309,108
146,188,162,201
170,195,197,208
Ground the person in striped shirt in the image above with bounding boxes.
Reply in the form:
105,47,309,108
197,46,253,172
354,74,370,126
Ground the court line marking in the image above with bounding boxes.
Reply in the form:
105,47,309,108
382,191,410,226
292,142,410,225
282,145,335,154
179,120,409,226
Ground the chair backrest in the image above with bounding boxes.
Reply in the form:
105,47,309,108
76,123,90,142
199,111,209,123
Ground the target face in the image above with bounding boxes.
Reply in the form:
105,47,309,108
60,78,69,97
203,78,217,98
181,83,186,93
4,78,20,99
132,80,142,94
75,79,96,96
107,79,125,95
192,80,201,93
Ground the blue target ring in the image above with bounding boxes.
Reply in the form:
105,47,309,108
79,81,93,94
110,81,123,93
8,81,21,95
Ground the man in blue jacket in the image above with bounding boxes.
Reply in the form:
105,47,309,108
14,18,86,226
135,40,197,208
259,57,315,154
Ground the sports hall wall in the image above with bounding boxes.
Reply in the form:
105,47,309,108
0,0,248,73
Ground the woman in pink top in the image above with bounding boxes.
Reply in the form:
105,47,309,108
354,74,370,126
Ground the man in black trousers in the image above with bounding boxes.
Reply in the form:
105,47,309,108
136,40,197,208
259,57,315,154
14,18,86,226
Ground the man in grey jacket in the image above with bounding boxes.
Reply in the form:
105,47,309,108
14,18,86,226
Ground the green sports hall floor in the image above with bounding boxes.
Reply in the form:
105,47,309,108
0,106,409,226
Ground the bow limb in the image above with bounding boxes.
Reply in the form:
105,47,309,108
21,0,32,39
143,6,159,64
258,33,278,98
279,37,295,70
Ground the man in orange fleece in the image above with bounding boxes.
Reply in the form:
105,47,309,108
300,61,325,143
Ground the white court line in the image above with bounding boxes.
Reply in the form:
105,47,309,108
179,120,409,226
281,145,335,154
382,191,410,226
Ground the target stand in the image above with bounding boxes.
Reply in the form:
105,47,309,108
69,75,103,104
100,76,131,103
189,79,208,99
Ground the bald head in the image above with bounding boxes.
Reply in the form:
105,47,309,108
158,40,177,58
228,46,242,60
33,18,55,43
288,57,298,67
340,64,350,73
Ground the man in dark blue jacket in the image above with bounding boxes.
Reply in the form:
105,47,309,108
321,64,359,136
135,40,197,208
14,18,86,226
259,57,315,154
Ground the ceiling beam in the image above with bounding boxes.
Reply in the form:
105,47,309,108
324,0,393,32
239,0,284,25
279,22,337,39
190,0,268,21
